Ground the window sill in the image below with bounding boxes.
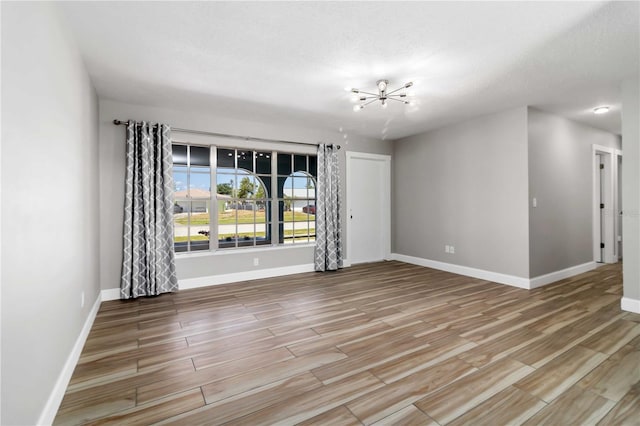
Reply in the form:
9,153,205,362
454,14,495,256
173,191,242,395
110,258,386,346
175,243,316,258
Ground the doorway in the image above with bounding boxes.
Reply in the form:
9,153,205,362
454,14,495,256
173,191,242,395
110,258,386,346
592,145,621,264
346,151,391,264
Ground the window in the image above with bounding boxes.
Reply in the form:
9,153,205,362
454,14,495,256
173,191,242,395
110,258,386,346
279,156,317,244
172,145,211,253
216,148,272,249
172,144,316,252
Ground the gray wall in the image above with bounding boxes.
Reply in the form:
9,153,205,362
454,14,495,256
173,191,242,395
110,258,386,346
1,3,100,425
99,100,391,290
622,78,640,303
393,107,530,278
528,108,621,277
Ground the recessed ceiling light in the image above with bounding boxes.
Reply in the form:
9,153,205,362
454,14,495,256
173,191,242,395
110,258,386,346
593,106,610,114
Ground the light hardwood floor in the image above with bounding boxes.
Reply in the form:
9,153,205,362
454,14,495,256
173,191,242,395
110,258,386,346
54,261,640,425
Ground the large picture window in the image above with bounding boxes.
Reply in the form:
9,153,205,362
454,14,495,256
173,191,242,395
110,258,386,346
172,144,316,252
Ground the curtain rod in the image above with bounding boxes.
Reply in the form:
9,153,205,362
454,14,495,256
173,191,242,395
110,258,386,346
112,119,340,150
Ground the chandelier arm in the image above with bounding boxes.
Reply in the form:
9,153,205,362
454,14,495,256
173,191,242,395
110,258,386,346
355,90,379,97
361,98,380,108
386,97,409,104
385,86,407,96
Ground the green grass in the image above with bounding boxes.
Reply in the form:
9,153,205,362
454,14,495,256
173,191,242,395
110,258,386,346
175,210,315,225
174,235,209,243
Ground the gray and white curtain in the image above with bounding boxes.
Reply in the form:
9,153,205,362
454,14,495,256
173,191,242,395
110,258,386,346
121,121,178,299
314,144,343,271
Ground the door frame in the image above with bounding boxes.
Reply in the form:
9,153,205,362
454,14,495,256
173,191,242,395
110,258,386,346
345,151,391,265
592,144,622,263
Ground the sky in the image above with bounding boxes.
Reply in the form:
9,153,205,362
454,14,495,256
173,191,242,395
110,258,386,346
174,168,314,194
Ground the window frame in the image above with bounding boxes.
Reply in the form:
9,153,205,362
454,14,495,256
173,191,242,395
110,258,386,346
172,143,317,254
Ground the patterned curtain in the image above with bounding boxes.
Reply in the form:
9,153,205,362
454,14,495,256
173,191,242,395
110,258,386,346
121,121,178,299
314,144,343,271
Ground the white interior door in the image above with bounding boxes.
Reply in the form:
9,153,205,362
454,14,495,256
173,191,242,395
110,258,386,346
346,152,391,264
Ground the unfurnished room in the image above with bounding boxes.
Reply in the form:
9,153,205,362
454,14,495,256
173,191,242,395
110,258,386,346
1,1,640,425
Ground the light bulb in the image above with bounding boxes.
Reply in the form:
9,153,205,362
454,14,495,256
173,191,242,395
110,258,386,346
381,99,387,108
353,104,362,111
377,80,388,92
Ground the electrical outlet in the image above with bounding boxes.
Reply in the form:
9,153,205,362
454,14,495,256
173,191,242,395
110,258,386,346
450,246,455,254
253,257,259,266
445,245,450,253
81,291,85,308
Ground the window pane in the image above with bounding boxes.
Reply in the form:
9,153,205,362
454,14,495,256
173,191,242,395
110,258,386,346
292,220,311,243
190,201,210,250
216,173,235,197
256,151,271,174
217,148,235,168
218,206,235,247
237,150,253,172
309,155,317,177
190,167,210,198
173,165,188,196
174,206,188,252
291,177,309,198
190,146,210,166
172,145,187,165
294,155,307,172
277,153,292,175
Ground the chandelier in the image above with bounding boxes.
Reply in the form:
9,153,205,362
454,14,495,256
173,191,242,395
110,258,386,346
350,80,413,111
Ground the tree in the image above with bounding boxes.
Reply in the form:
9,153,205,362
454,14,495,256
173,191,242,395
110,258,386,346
254,183,266,200
237,177,255,199
217,182,233,195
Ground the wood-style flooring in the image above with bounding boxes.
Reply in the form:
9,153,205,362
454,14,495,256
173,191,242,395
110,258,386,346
54,261,640,425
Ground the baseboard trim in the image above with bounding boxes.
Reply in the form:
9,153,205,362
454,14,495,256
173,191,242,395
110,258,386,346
391,254,599,290
178,263,316,290
391,253,530,289
101,287,121,301
37,294,101,426
621,297,640,314
101,263,325,300
528,261,598,289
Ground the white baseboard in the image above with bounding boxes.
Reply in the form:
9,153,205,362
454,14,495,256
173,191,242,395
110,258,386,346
391,253,530,289
37,294,101,426
621,297,640,314
101,287,121,301
528,261,598,289
178,263,315,290
391,254,599,290
102,263,325,299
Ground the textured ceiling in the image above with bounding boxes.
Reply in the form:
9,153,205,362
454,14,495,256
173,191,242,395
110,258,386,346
58,1,639,140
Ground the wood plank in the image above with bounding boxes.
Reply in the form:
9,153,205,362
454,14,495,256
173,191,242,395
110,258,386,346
136,347,294,404
297,405,362,426
414,357,535,425
578,342,640,402
596,382,640,426
222,371,384,425
522,386,616,426
370,405,437,426
157,373,322,425
446,386,546,426
514,345,608,402
201,348,347,404
347,357,476,425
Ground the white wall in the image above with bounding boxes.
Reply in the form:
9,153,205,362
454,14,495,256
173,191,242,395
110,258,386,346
621,77,640,311
527,108,621,277
392,107,530,280
98,100,391,291
1,3,100,425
